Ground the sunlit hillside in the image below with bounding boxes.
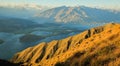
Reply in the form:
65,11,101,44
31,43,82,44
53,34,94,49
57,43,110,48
11,23,120,66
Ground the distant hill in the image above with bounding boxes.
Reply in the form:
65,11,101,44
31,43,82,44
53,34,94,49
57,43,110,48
11,23,120,66
33,6,120,24
0,18,38,33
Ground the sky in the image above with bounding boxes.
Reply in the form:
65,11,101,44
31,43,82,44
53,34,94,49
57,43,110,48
0,0,120,9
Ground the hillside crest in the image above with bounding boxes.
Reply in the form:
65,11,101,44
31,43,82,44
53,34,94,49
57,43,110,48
11,23,120,66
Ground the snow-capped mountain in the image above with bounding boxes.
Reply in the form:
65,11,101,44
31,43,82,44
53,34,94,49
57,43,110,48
33,6,120,24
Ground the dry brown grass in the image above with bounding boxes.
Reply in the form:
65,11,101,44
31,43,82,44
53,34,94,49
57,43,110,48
11,23,120,66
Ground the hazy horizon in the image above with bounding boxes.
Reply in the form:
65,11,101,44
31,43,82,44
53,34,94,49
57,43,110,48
0,0,120,10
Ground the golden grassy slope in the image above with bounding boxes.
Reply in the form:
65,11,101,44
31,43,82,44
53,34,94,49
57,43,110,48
11,23,120,66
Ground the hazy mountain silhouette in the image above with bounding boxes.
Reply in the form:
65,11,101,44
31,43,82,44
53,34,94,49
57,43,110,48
0,18,38,33
34,6,120,24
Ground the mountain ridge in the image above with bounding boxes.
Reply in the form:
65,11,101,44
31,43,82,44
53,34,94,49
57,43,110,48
11,23,120,66
33,6,120,24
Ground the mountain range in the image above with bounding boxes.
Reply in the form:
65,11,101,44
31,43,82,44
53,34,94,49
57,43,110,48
1,5,120,25
33,6,120,25
0,5,120,65
10,23,120,66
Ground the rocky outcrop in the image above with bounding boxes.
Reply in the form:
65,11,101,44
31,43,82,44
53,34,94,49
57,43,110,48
11,23,120,66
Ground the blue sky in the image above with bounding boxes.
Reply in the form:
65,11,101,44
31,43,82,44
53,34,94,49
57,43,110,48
0,0,120,8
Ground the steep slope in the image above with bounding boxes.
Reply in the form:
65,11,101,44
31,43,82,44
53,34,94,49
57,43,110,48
34,6,120,24
11,23,120,66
